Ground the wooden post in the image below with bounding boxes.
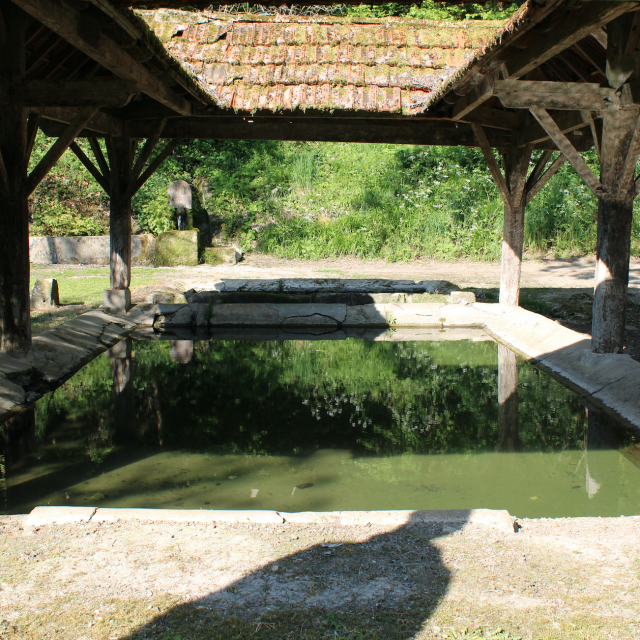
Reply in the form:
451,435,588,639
592,16,640,353
0,2,30,352
495,344,519,452
105,136,134,310
499,146,531,307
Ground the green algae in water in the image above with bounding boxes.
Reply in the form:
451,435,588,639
3,336,639,518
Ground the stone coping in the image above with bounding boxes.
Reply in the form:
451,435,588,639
23,506,515,533
1,301,640,434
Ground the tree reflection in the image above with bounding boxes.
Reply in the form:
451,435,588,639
495,344,519,452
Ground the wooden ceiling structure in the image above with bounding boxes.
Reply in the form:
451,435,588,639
1,0,640,358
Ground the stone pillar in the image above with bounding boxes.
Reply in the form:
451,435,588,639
499,147,531,307
495,344,519,452
105,137,134,311
0,3,29,351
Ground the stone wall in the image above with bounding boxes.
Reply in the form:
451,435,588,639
29,231,199,267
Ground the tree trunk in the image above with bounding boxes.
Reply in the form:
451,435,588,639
496,344,519,452
499,146,531,306
0,3,29,352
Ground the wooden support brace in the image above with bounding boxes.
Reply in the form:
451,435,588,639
69,141,110,193
131,138,181,195
24,105,98,197
127,117,167,196
617,112,640,198
525,150,553,193
526,154,566,205
0,148,8,196
25,112,40,162
88,137,110,182
472,123,510,207
530,107,602,195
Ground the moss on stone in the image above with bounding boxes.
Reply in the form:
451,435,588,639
153,230,199,267
203,246,238,266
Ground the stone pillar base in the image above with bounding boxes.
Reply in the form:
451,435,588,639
103,288,131,312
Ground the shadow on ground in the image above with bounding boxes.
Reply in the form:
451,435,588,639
118,513,465,640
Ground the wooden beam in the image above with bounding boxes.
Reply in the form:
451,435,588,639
69,140,109,193
25,112,41,161
458,106,518,132
132,138,181,195
525,150,553,194
495,80,614,111
34,105,123,136
617,112,640,198
505,2,634,79
0,149,9,196
88,137,110,183
519,110,589,146
472,123,510,208
451,75,494,121
24,105,98,197
526,154,566,204
530,107,602,195
4,79,138,107
128,117,516,149
127,117,166,195
13,0,193,116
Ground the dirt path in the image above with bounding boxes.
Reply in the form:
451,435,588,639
2,514,638,640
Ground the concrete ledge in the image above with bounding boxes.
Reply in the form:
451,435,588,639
278,509,514,532
25,506,97,526
92,508,284,524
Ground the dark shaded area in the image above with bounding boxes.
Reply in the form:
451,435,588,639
118,512,465,640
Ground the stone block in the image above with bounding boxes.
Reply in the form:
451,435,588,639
153,230,199,267
593,372,640,431
447,291,476,305
103,288,131,312
0,352,34,379
30,279,59,310
155,304,194,328
25,506,96,526
0,374,26,412
276,304,347,325
203,245,241,265
209,304,280,326
343,304,389,326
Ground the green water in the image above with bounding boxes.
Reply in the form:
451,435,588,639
2,334,639,518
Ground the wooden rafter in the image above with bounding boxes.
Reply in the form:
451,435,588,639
69,140,109,193
451,76,494,121
35,105,123,136
0,149,9,196
13,0,193,116
530,107,602,195
25,112,41,161
24,105,98,197
518,111,588,147
526,154,566,205
505,2,634,79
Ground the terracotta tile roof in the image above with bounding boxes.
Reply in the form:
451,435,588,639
136,10,502,115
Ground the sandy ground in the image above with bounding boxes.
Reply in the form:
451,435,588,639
1,514,639,640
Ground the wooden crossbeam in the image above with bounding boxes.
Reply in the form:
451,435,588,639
451,76,494,121
25,113,41,162
35,106,123,137
24,106,98,197
0,149,9,197
127,117,167,196
69,141,110,193
472,123,510,208
530,107,602,196
495,80,614,111
526,154,566,205
13,0,192,116
132,138,181,195
88,138,111,182
505,2,634,79
2,79,139,107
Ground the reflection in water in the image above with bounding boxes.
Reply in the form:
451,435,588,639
170,340,194,364
496,344,519,453
2,336,639,517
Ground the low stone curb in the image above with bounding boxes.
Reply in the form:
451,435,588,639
23,506,514,532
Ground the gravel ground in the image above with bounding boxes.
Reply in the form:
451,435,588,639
1,514,639,640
